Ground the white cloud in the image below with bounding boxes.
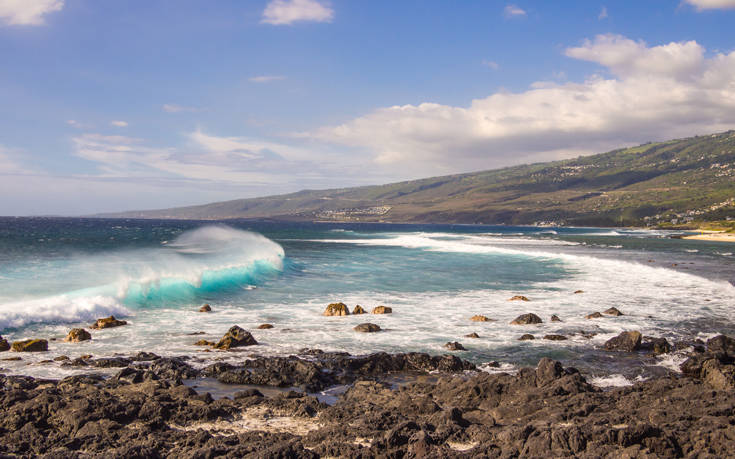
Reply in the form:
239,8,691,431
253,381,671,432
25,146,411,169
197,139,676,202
0,0,63,26
685,0,735,10
482,60,500,70
110,120,128,127
504,4,527,18
162,103,199,113
66,119,90,129
261,0,334,25
599,6,608,19
249,75,286,83
309,34,735,175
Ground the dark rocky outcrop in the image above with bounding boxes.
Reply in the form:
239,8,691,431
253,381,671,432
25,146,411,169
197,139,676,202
199,304,212,312
257,324,274,329
372,306,392,314
603,307,624,316
0,336,9,352
214,326,258,350
323,302,349,316
353,323,381,333
64,328,91,342
519,334,535,340
90,316,127,329
352,305,366,314
604,331,642,352
550,314,562,322
470,315,492,322
574,289,584,294
544,334,567,341
465,332,480,338
642,337,672,355
11,339,48,352
586,312,603,319
510,313,543,325
445,342,466,351
508,295,530,301
194,340,215,346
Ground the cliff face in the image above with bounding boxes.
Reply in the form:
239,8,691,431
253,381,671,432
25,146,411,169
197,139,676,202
97,131,735,226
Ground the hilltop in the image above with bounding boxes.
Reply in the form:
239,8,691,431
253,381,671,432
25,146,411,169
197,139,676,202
98,131,735,227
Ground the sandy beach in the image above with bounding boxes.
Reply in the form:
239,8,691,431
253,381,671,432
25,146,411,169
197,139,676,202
683,232,735,242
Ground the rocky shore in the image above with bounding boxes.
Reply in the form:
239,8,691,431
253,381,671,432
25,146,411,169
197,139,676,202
1,334,735,458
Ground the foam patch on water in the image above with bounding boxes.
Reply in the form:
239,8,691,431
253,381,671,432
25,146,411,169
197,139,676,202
589,374,634,387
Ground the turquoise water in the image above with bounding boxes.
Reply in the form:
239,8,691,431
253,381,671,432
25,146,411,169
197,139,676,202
0,217,734,383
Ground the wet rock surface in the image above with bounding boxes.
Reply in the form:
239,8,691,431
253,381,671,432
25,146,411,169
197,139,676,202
323,302,349,316
64,328,92,343
353,323,381,333
1,344,735,458
214,326,258,350
510,313,543,325
11,339,48,352
90,316,128,329
0,336,9,352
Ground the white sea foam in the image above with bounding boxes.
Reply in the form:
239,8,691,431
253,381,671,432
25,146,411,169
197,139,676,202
589,374,633,387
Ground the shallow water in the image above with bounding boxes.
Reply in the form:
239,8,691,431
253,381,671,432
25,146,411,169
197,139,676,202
0,217,733,384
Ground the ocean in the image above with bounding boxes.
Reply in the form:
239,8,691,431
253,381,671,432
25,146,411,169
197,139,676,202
1,217,734,386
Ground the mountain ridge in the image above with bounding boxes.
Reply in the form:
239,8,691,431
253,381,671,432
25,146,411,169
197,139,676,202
96,130,735,227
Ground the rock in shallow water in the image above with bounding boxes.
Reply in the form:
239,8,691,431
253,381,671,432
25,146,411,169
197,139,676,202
604,331,642,352
352,305,366,314
550,314,562,322
257,324,274,329
372,306,392,314
603,307,624,316
510,313,543,325
470,315,492,322
508,295,530,301
519,334,535,341
445,342,466,351
354,323,381,333
215,326,258,349
64,328,91,342
90,316,127,329
586,312,603,319
199,304,212,312
465,332,480,338
544,334,568,341
0,337,9,352
324,302,349,316
11,339,48,352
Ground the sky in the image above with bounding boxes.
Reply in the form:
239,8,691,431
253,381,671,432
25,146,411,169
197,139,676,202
1,0,735,215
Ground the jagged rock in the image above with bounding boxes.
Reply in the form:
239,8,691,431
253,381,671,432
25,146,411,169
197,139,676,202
354,323,381,333
574,290,584,294
324,302,349,316
642,337,672,355
706,335,735,355
445,342,466,351
544,334,567,341
550,314,562,322
508,295,530,301
53,355,69,361
257,324,274,329
465,332,480,338
353,305,367,314
214,326,258,349
199,304,212,312
701,359,735,390
603,307,624,316
0,336,9,352
470,315,492,322
519,334,535,340
510,313,543,325
11,339,48,352
372,306,392,314
90,316,127,329
63,328,91,343
604,331,642,352
586,312,603,319
194,340,215,346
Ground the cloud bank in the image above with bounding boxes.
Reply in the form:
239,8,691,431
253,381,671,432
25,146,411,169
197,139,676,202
685,0,735,10
261,0,334,25
310,34,735,174
0,0,63,26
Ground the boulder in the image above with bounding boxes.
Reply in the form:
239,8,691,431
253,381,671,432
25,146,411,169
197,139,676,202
0,336,9,352
194,340,215,346
519,334,535,341
585,312,603,319
199,304,212,312
11,339,48,352
550,314,562,322
706,335,735,355
543,334,568,341
90,316,127,329
642,337,672,355
324,302,349,316
353,323,381,333
574,290,584,294
465,332,480,338
352,305,367,314
63,328,91,343
604,331,642,352
510,313,543,325
701,359,735,390
445,342,466,351
372,305,392,314
257,324,274,329
603,307,624,316
470,315,492,322
214,326,258,350
508,295,530,301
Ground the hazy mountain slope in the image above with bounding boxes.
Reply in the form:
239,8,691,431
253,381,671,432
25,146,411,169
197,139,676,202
97,131,735,226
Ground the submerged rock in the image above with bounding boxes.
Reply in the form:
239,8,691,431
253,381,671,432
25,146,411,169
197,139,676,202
199,304,212,312
372,306,392,314
353,305,367,315
470,315,492,322
0,336,9,352
508,295,530,301
257,324,274,329
11,339,48,352
445,341,466,351
324,302,350,316
519,334,535,341
585,312,603,319
465,332,480,338
64,328,91,343
604,331,642,352
90,316,127,329
194,340,215,346
550,314,562,322
510,313,543,325
544,334,568,341
603,307,624,316
354,323,381,333
215,325,258,350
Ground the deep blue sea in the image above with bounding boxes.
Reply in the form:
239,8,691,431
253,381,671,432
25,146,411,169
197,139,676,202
1,217,734,386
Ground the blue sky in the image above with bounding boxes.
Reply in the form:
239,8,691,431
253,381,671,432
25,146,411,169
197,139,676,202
1,0,735,215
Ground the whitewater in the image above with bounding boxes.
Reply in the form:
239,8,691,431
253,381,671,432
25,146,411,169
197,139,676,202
0,217,733,384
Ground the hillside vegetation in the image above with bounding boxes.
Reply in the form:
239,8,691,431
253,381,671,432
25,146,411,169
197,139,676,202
99,131,735,227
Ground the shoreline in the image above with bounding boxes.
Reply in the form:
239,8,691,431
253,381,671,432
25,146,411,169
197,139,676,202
682,232,735,242
1,338,735,457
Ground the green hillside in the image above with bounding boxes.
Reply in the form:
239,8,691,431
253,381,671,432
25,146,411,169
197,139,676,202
98,131,735,227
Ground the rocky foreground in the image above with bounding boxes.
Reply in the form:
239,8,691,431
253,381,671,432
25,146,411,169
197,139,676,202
1,336,735,458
